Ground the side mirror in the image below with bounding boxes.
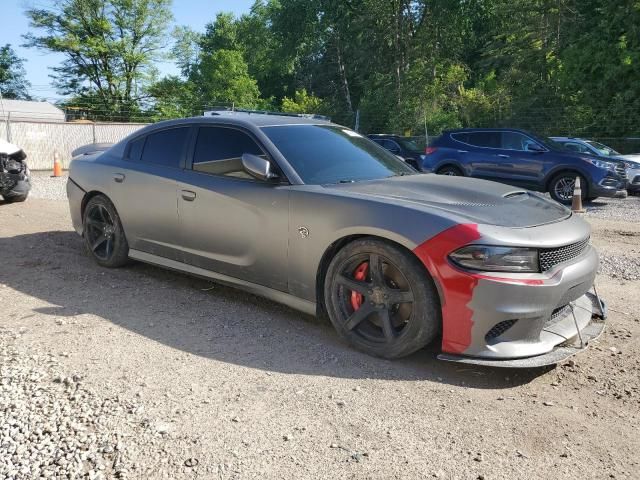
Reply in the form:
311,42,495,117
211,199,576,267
526,143,545,153
242,153,278,181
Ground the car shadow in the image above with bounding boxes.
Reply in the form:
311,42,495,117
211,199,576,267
0,231,553,388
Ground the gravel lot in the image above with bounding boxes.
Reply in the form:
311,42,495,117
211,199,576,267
1,176,639,479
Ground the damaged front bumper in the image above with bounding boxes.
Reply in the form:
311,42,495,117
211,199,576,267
1,148,31,200
438,292,606,367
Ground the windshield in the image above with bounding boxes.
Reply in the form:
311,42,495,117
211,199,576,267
396,137,422,152
585,140,620,157
262,125,415,184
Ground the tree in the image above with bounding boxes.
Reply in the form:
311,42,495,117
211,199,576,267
24,0,173,118
193,49,261,108
281,89,324,114
0,45,31,100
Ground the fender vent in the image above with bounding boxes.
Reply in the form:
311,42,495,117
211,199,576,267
485,319,518,341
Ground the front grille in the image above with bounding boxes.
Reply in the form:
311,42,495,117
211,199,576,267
615,162,627,180
601,176,619,187
485,319,518,341
539,237,590,272
544,304,571,328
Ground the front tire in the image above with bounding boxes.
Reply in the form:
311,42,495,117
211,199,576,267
324,238,441,359
549,173,587,205
82,195,129,268
2,193,29,203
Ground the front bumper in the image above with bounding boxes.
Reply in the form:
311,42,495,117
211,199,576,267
0,171,31,198
626,168,640,193
439,292,606,367
590,178,627,198
441,243,602,365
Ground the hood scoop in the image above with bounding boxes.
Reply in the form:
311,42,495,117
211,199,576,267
503,190,529,199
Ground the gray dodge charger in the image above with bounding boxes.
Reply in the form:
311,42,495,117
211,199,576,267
66,112,606,367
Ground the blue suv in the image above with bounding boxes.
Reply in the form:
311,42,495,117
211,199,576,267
423,128,628,204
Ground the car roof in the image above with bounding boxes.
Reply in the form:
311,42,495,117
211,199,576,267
149,112,333,130
550,137,589,142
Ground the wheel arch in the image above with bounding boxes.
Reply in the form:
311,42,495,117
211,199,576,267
544,168,590,195
434,161,466,175
314,233,442,316
81,190,110,221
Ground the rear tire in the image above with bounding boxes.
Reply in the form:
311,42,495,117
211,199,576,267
324,238,441,359
549,173,587,205
436,165,463,176
82,195,129,268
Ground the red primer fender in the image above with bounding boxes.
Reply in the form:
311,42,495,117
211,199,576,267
413,224,481,354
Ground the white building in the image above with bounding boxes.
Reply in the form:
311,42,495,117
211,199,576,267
0,99,66,123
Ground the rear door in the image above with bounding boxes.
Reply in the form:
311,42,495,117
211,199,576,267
177,125,290,290
114,126,190,262
451,131,505,180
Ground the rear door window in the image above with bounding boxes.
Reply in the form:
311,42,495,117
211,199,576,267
192,126,266,180
139,127,190,168
452,132,500,148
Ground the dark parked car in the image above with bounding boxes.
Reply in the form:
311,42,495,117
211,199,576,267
368,134,424,169
423,128,627,204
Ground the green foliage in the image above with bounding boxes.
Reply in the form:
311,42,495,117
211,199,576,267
28,0,639,138
281,89,324,114
24,0,173,118
0,44,31,99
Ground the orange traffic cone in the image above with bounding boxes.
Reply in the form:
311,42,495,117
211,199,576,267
571,176,586,213
52,151,62,177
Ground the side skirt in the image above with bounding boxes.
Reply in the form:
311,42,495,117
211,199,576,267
128,249,317,316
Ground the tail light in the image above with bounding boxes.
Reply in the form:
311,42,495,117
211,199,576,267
425,147,437,155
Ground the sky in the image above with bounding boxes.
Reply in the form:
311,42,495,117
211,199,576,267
0,0,255,100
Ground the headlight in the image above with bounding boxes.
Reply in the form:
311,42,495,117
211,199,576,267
449,245,539,273
587,158,617,171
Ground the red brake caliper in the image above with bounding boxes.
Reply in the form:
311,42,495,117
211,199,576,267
350,262,369,311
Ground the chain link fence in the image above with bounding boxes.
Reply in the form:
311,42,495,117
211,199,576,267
0,118,148,170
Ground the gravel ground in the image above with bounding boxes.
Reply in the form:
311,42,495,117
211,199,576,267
0,328,188,479
28,171,68,202
1,180,639,479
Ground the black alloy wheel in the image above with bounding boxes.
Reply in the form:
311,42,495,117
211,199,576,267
83,195,129,267
325,238,440,359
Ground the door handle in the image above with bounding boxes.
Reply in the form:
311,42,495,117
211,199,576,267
181,190,197,201
457,150,468,153
497,154,510,158
113,173,125,183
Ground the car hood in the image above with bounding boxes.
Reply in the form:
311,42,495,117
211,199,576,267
621,154,640,165
326,174,571,228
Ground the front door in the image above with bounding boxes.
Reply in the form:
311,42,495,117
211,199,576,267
177,125,290,290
